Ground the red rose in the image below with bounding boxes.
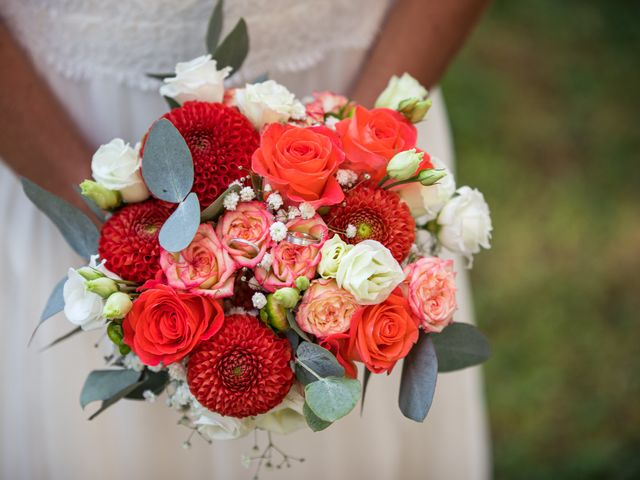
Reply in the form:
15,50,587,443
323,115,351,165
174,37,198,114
335,106,417,182
122,285,224,366
251,123,345,208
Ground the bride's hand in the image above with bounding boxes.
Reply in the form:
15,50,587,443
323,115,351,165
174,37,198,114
0,22,92,208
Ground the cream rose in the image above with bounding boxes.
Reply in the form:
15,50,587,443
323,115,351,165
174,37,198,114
296,279,359,337
253,383,307,434
375,73,428,110
318,234,353,279
235,80,306,129
91,139,149,203
193,410,254,441
437,186,492,266
159,54,231,105
336,240,405,305
63,268,105,331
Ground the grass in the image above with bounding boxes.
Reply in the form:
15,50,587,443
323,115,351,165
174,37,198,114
441,1,640,478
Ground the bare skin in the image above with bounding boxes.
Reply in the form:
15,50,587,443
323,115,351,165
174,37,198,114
0,1,489,203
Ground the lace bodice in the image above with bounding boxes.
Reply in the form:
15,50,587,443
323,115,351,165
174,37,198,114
2,0,390,90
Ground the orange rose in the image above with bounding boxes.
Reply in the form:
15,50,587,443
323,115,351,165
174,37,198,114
335,106,417,182
251,123,345,208
346,288,419,374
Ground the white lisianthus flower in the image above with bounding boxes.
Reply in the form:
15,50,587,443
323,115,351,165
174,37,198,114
63,268,105,331
92,139,149,203
437,186,492,266
336,240,405,305
160,54,231,105
254,383,307,434
235,80,306,129
397,157,456,224
318,235,353,279
194,410,254,441
375,73,428,110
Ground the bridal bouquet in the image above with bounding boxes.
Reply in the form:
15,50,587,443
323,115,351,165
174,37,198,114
23,1,492,474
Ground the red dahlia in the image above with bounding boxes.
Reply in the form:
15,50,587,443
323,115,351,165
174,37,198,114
187,314,294,418
325,183,415,262
159,101,259,208
98,199,174,283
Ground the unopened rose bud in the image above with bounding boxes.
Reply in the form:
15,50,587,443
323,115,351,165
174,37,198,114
387,149,424,181
273,287,301,309
76,266,104,281
86,277,119,298
80,180,122,210
103,292,133,319
398,98,432,123
295,276,310,291
418,169,447,186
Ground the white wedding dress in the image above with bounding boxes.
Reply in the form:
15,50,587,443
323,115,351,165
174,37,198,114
0,1,490,479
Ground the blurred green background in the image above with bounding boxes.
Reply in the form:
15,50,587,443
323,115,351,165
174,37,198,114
442,1,640,478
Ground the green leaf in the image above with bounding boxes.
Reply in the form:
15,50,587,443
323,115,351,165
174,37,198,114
200,184,241,221
80,369,143,420
286,309,312,344
141,119,193,203
125,370,169,400
295,341,344,385
431,323,491,372
305,376,361,422
213,18,249,74
164,96,181,110
38,326,82,352
206,0,224,54
398,333,438,422
28,276,67,346
360,367,371,415
158,192,200,252
146,72,175,80
21,178,99,259
303,402,332,432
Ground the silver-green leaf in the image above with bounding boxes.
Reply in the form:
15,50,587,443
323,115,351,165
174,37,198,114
305,376,361,422
206,0,224,54
398,333,438,422
142,119,193,203
432,323,491,372
200,184,241,221
158,192,200,253
21,178,99,259
303,402,332,432
295,341,344,385
29,277,67,345
80,369,142,410
213,18,249,74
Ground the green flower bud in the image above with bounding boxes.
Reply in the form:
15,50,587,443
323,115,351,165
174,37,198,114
386,149,424,181
103,292,133,319
262,294,289,332
80,180,122,210
294,276,311,291
86,277,119,298
273,287,301,309
418,168,447,186
118,344,131,356
76,266,104,281
398,98,432,123
107,321,124,346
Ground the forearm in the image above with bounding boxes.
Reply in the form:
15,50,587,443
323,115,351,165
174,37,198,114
0,22,92,202
351,0,490,106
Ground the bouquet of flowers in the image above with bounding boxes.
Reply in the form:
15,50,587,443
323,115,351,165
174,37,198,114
23,2,492,475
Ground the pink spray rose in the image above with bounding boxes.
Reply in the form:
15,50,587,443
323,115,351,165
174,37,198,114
216,201,274,268
160,224,237,298
296,279,360,338
255,215,328,292
403,257,457,332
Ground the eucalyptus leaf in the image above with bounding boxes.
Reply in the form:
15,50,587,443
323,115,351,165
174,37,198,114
21,178,99,259
360,367,372,415
206,0,224,54
303,402,332,432
125,370,169,400
74,185,106,223
200,184,241,221
80,369,142,409
398,333,438,422
286,309,312,344
28,277,67,346
38,326,82,352
295,341,344,385
285,329,300,352
159,192,200,252
164,96,181,110
432,323,491,372
141,119,193,202
146,72,175,80
305,376,361,423
213,18,249,74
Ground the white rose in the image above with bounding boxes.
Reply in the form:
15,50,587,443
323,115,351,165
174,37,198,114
437,186,492,266
318,235,353,279
235,80,306,129
397,157,456,224
254,384,307,435
63,268,105,331
375,73,428,110
336,240,405,305
159,54,231,105
92,139,149,203
194,410,254,441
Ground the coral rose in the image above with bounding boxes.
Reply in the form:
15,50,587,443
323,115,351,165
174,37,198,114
122,285,224,366
296,279,359,338
335,106,417,182
251,123,345,208
347,289,419,374
216,201,274,268
403,257,457,332
160,224,237,298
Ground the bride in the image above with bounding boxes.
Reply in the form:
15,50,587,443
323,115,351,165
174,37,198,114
0,1,491,478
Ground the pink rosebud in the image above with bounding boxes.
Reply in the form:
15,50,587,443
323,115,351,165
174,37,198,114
160,224,237,298
216,201,274,268
296,279,359,338
403,257,457,332
305,91,350,122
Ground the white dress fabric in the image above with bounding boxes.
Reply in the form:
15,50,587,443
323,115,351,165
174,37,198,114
0,1,491,479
